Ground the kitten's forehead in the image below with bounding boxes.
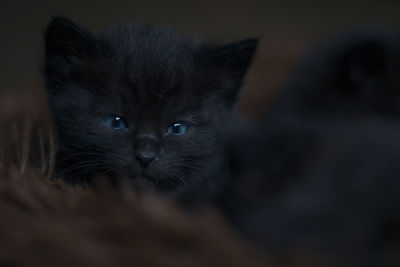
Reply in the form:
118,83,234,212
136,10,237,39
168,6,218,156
120,84,206,121
102,25,204,101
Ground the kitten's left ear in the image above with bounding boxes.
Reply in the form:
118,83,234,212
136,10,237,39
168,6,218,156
205,39,259,103
44,16,95,61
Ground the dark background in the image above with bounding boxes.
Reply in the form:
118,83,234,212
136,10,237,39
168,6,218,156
2,0,400,117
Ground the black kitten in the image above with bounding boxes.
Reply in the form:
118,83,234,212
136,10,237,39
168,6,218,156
43,17,257,202
223,30,400,266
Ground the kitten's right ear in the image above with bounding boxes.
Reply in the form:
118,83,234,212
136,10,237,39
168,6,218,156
45,16,94,59
202,39,259,104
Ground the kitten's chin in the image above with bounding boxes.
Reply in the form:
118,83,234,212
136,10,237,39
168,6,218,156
132,173,179,193
131,174,156,191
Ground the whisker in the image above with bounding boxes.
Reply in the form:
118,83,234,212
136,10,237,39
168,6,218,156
56,152,111,164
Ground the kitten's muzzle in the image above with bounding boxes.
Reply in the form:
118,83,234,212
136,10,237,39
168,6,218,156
134,133,160,169
136,151,158,168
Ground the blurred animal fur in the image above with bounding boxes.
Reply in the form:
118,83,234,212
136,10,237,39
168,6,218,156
223,29,400,267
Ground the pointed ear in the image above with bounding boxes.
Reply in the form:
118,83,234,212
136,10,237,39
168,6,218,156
45,16,94,61
206,39,259,103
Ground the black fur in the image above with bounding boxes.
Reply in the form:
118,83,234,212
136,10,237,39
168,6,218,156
222,30,400,266
43,17,258,202
270,28,400,120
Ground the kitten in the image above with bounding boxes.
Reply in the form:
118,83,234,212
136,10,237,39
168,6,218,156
43,17,258,202
222,30,400,266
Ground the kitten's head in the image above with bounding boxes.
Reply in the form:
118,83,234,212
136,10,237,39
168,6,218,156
43,17,257,198
274,29,400,119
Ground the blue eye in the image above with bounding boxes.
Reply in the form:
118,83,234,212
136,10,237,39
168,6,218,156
167,122,189,136
103,115,127,130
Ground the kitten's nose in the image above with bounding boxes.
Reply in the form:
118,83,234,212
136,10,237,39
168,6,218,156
136,151,157,168
135,132,160,168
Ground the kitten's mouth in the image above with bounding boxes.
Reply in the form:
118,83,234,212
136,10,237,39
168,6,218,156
132,174,155,190
135,173,153,181
132,171,180,192
133,174,174,192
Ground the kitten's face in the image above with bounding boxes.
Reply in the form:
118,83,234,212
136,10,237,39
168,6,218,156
44,17,257,196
